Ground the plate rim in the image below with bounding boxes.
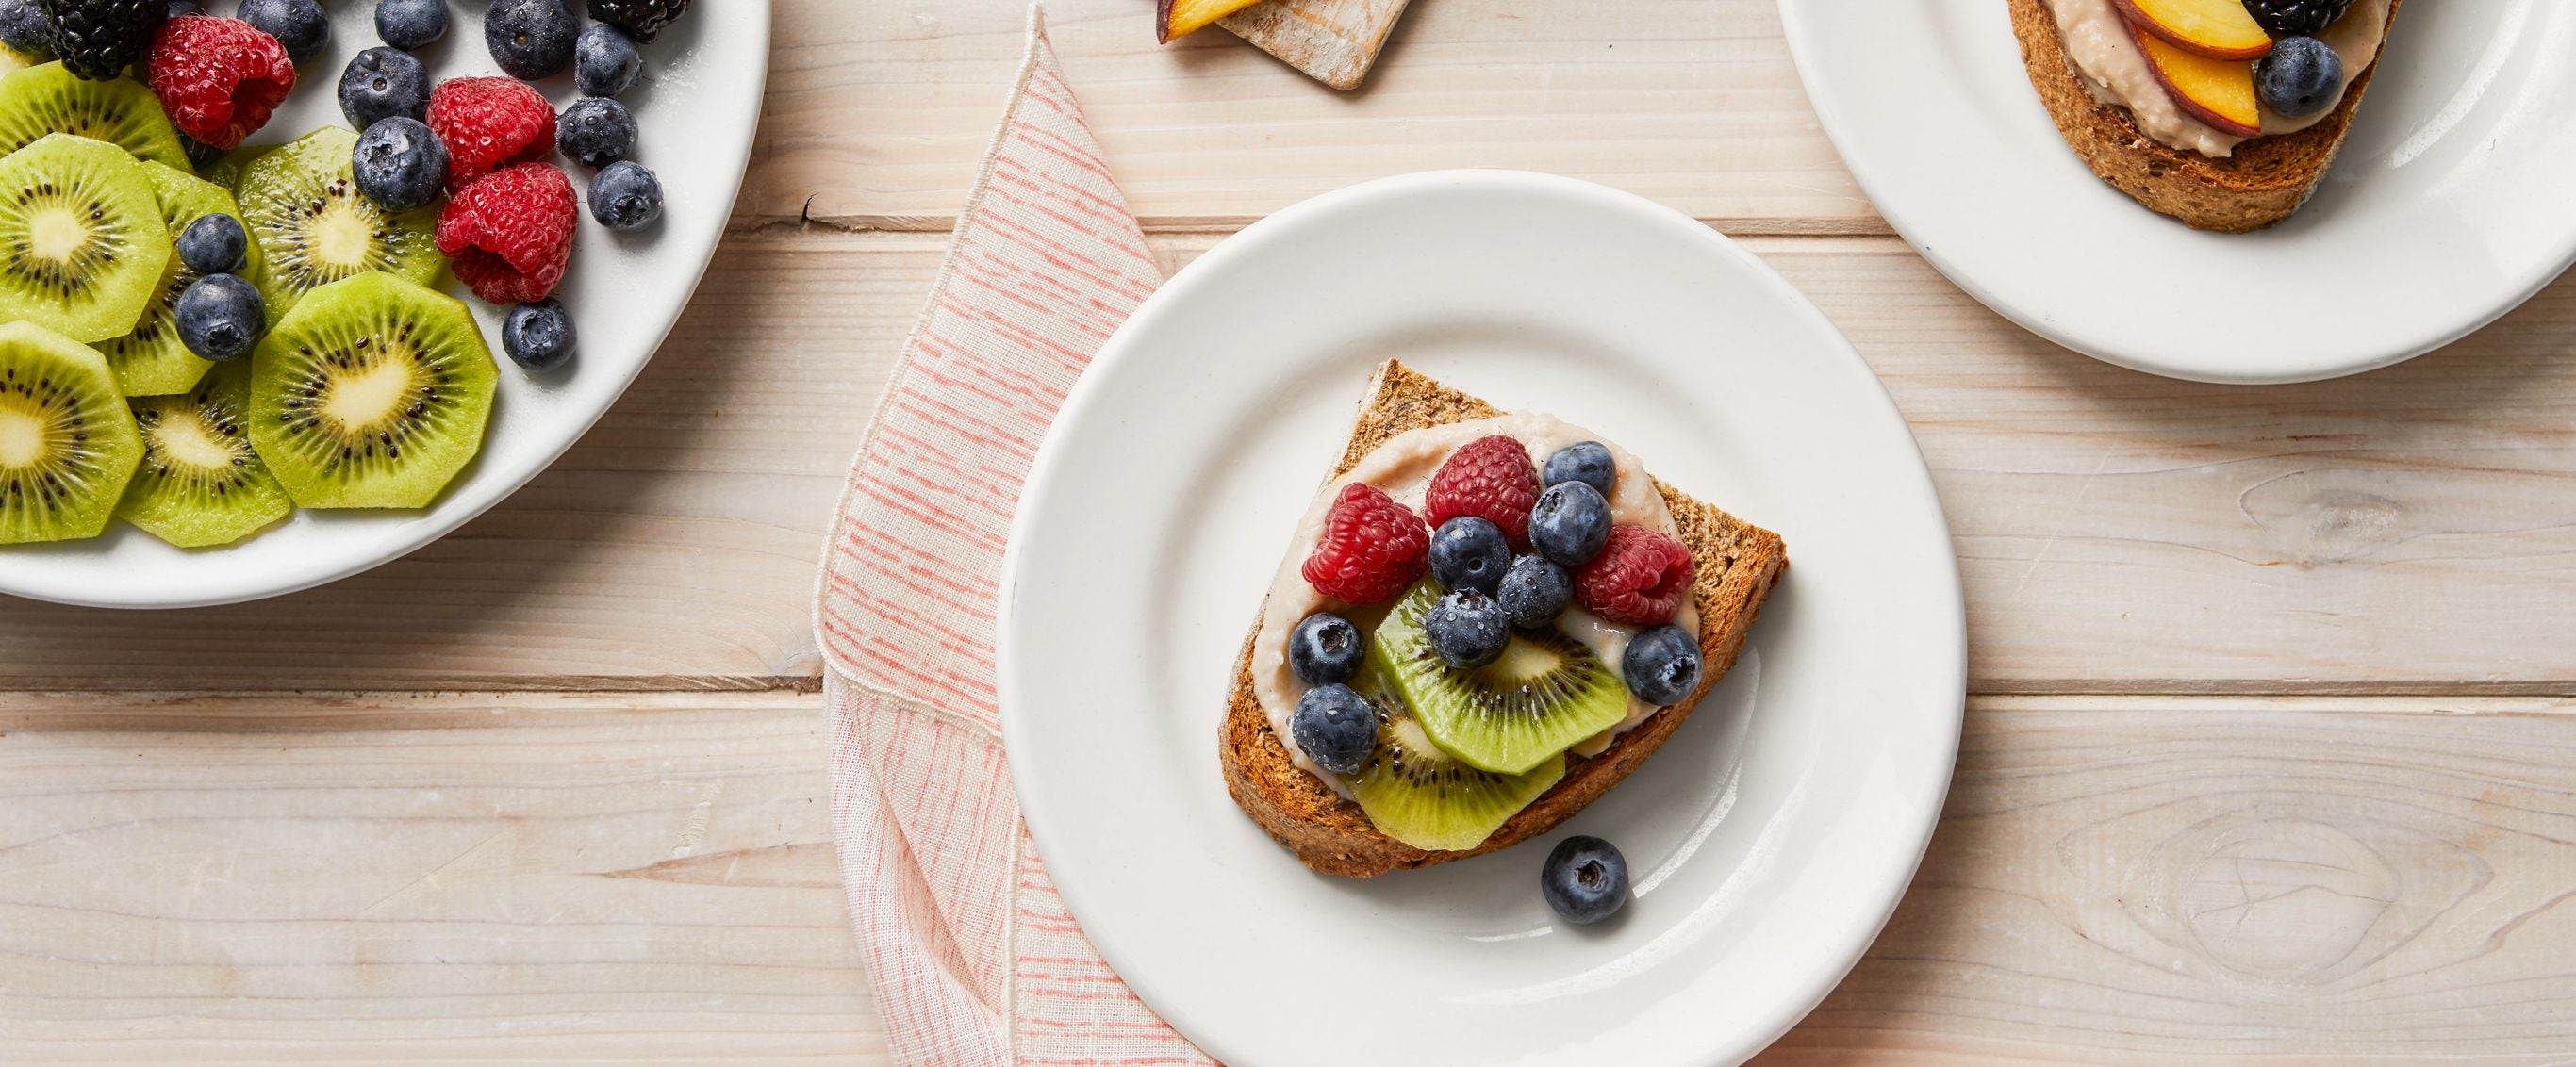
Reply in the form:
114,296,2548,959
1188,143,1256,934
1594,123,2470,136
997,169,1968,1065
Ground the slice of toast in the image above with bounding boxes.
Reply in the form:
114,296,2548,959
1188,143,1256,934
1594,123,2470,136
1219,361,1787,878
2009,0,2401,233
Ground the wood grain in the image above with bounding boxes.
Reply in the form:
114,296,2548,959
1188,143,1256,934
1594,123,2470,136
1220,0,1412,91
0,691,882,1063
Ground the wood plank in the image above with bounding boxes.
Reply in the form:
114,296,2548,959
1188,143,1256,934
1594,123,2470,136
0,691,883,1063
756,0,1871,230
1759,695,2576,1065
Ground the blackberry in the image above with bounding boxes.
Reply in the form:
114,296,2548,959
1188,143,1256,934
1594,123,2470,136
2241,0,2353,39
39,0,164,80
586,0,686,42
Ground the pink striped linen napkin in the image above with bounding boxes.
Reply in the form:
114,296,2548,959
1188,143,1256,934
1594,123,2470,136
811,8,1214,1065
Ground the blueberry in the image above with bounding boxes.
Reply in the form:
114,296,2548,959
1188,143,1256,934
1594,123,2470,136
1542,440,1615,497
1428,515,1510,596
179,135,223,173
586,160,662,229
373,0,448,51
338,47,430,132
1424,589,1510,670
485,0,577,79
2255,36,2342,118
1290,683,1378,778
239,0,331,63
1529,481,1611,566
351,116,448,211
1621,624,1702,706
502,299,577,370
0,0,52,56
165,0,203,18
1289,612,1362,687
174,274,265,361
1496,555,1571,629
574,23,640,97
175,213,245,275
554,96,636,168
1541,835,1629,925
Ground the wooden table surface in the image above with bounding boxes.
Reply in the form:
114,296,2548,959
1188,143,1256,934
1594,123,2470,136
8,1,2576,1062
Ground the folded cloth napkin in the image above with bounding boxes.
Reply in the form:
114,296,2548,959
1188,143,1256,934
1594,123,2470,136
812,8,1215,1065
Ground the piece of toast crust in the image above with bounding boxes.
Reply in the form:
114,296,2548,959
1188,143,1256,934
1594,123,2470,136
2009,0,2400,233
1218,361,1788,878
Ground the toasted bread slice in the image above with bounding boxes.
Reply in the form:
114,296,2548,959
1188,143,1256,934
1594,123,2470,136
2010,0,2400,233
1219,361,1787,878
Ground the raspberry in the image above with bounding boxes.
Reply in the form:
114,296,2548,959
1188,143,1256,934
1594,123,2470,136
143,17,293,150
1574,525,1694,627
436,162,578,304
1425,435,1540,550
425,76,555,193
1301,483,1429,605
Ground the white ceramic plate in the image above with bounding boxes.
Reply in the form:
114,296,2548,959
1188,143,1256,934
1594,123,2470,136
999,172,1966,1067
1779,0,2576,384
0,2,768,607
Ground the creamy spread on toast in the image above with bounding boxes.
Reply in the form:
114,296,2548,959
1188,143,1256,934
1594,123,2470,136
2050,0,2386,157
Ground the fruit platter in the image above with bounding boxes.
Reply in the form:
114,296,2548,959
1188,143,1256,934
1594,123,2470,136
0,0,766,607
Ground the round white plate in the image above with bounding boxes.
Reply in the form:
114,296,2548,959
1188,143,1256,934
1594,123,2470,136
1779,0,2576,384
0,2,768,607
999,172,1966,1067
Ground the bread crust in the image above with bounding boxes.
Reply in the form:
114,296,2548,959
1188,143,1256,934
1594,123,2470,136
2009,0,2400,233
1218,361,1787,878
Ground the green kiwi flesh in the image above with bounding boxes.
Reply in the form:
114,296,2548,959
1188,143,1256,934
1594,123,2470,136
248,271,494,509
1345,655,1566,853
237,127,441,319
0,133,171,343
100,164,273,397
1373,578,1634,775
0,63,188,169
0,320,143,544
116,360,292,547
202,142,274,192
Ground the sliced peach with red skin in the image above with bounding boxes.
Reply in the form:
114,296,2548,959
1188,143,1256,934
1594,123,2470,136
1158,0,1263,42
2112,0,2273,60
2131,22,2263,138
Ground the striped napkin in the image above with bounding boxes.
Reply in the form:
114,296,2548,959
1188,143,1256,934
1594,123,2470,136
811,8,1214,1065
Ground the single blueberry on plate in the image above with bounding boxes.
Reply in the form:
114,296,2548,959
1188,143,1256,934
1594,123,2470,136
1529,480,1610,566
174,274,265,361
239,0,331,62
555,96,637,168
1291,683,1378,778
485,0,577,79
1288,612,1362,686
338,47,430,131
0,0,50,56
1541,440,1614,496
1424,589,1510,669
574,23,641,97
165,0,203,19
1428,515,1511,596
351,116,448,211
1541,835,1629,924
175,213,245,275
374,0,449,51
1621,624,1703,706
502,299,577,371
1496,554,1571,629
587,160,663,229
2255,36,2343,118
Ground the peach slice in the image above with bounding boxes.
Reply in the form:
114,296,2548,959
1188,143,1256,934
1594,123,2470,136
2131,22,2263,138
2112,0,2274,61
1158,0,1263,42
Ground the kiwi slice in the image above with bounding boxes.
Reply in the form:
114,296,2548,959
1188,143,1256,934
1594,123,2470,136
0,47,40,79
237,127,442,320
98,164,274,397
0,63,189,169
248,271,495,509
1373,578,1633,775
115,360,292,547
1346,655,1566,852
0,320,143,544
0,133,172,344
202,142,275,192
